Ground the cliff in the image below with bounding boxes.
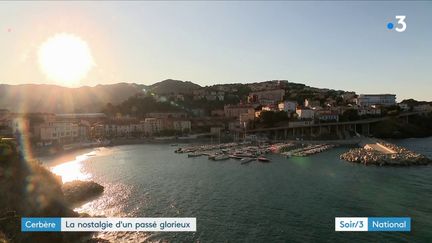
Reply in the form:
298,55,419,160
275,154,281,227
0,139,103,242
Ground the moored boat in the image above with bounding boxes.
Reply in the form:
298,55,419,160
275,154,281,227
188,153,202,158
214,154,230,161
229,155,242,160
257,156,270,162
240,157,255,164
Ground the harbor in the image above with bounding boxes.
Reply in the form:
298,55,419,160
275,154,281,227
175,138,432,166
175,141,340,163
39,136,432,242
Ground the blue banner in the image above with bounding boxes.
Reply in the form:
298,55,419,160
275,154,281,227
21,217,61,232
368,217,411,232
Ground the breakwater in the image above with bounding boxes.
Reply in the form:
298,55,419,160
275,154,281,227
340,140,432,166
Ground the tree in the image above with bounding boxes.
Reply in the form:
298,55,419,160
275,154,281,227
102,95,183,117
259,111,288,126
340,109,359,121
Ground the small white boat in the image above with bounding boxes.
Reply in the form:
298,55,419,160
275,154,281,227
188,153,202,158
240,157,255,164
214,154,230,161
229,155,242,160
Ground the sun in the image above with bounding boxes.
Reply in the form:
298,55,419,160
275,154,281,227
38,33,95,86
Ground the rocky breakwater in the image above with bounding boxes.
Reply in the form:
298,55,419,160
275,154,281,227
62,180,104,207
340,141,432,166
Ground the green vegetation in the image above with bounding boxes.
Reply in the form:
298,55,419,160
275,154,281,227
146,79,201,95
371,113,432,138
400,99,432,111
0,140,16,163
0,139,90,242
177,99,228,111
103,95,183,117
258,111,289,127
381,105,401,116
339,109,359,122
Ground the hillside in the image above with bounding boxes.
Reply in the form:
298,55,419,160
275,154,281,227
147,79,201,95
0,83,145,113
0,79,359,114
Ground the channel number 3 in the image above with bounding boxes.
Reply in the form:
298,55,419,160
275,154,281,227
395,16,407,32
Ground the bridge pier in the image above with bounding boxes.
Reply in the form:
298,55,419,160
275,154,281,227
361,123,370,136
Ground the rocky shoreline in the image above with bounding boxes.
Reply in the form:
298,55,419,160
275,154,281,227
340,141,432,166
62,180,104,207
0,138,105,242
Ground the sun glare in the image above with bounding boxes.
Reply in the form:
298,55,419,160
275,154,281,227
38,33,95,86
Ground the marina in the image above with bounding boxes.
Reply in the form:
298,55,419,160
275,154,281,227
175,141,339,163
175,138,431,167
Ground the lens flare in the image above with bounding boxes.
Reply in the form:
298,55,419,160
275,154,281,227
38,33,95,86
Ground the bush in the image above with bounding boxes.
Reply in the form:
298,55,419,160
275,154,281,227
0,140,17,163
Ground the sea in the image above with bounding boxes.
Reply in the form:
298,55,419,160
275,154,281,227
41,137,432,242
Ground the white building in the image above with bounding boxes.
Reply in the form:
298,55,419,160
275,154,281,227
304,99,321,108
315,110,339,122
144,118,163,135
357,108,382,116
248,89,285,104
104,121,144,137
278,101,297,113
78,124,90,141
224,105,255,118
296,108,315,120
40,121,79,143
130,123,145,134
173,120,191,132
356,94,396,107
116,124,131,137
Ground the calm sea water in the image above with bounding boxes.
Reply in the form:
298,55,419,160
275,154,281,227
43,137,432,242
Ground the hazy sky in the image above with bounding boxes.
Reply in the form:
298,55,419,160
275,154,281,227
0,1,431,101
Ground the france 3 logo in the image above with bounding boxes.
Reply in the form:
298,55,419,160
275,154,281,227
387,16,406,32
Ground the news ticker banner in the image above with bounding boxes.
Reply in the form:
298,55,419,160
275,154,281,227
22,217,410,232
335,217,411,232
22,217,196,232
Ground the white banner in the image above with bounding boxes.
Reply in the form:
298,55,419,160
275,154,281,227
61,217,196,232
335,217,368,231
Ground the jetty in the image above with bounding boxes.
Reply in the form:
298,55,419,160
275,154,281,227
281,144,336,157
340,139,432,166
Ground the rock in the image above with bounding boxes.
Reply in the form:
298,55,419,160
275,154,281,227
0,144,91,242
340,141,432,166
86,238,111,243
62,181,104,206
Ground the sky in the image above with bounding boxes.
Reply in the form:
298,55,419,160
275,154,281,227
0,1,431,101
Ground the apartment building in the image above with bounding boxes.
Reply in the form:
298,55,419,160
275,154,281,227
356,94,396,107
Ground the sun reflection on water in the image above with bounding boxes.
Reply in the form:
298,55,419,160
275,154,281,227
51,151,96,183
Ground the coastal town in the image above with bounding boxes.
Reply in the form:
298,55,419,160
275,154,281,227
1,81,431,141
0,80,431,164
